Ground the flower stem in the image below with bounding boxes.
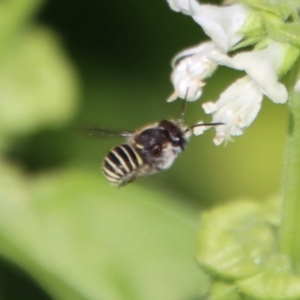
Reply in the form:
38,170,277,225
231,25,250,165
279,59,300,273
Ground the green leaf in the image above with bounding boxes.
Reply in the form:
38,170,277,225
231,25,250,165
210,281,242,300
196,200,276,280
0,161,207,300
239,0,293,19
0,27,79,147
0,0,44,54
263,14,300,48
238,255,300,300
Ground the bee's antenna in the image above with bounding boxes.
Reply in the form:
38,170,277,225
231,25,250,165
184,122,224,133
176,88,223,132
177,89,189,126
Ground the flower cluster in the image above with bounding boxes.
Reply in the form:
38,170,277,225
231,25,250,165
167,0,300,145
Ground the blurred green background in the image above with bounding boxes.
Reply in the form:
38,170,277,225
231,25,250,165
25,0,287,202
0,0,288,299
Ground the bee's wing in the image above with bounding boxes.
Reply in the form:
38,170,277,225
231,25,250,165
75,127,134,138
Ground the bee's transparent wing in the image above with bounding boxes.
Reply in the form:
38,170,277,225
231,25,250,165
75,127,134,138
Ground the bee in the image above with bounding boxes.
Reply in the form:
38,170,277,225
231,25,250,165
86,100,222,186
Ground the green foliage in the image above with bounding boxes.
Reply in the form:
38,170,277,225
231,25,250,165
0,161,208,300
0,2,208,299
0,0,297,299
196,200,277,280
0,0,79,149
239,0,296,19
210,281,242,300
262,12,300,48
238,255,300,299
197,199,300,300
0,27,79,140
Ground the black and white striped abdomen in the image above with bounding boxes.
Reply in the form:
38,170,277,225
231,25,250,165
102,144,144,186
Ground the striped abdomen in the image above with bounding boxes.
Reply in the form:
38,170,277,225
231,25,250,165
102,144,144,186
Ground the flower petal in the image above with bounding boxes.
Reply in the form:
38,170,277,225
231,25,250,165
193,121,207,136
189,1,249,52
209,43,288,104
166,0,192,15
168,41,221,102
202,76,263,145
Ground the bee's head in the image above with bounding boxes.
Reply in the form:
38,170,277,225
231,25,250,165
158,120,188,151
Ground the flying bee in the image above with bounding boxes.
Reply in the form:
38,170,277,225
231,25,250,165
85,100,222,186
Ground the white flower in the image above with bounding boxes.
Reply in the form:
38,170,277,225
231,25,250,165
166,0,192,15
193,121,207,136
200,76,262,145
167,0,249,102
166,0,249,52
208,43,288,103
168,41,222,102
201,43,288,145
167,0,294,146
190,1,249,52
